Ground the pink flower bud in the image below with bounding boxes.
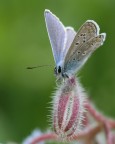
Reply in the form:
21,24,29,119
52,77,86,141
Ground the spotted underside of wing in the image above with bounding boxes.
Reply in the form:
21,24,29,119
63,33,106,75
63,20,106,75
64,20,100,63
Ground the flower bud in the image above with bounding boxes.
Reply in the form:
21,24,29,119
52,77,86,141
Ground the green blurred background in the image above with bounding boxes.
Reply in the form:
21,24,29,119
0,0,115,143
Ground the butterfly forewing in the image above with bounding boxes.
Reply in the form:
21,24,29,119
44,9,66,65
63,33,106,75
64,20,100,63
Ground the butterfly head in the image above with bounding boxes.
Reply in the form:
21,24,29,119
54,66,69,79
54,66,62,76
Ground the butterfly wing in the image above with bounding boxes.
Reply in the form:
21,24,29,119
44,9,67,65
64,27,76,57
63,20,106,75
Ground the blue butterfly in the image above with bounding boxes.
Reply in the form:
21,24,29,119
44,9,106,79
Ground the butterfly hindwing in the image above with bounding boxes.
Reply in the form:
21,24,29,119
63,27,76,58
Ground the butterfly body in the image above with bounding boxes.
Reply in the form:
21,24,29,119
44,9,106,80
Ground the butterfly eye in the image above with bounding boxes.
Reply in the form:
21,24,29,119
58,66,62,73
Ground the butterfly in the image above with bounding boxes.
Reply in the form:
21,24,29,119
44,9,106,79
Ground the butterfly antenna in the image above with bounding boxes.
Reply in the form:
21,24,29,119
26,64,53,69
